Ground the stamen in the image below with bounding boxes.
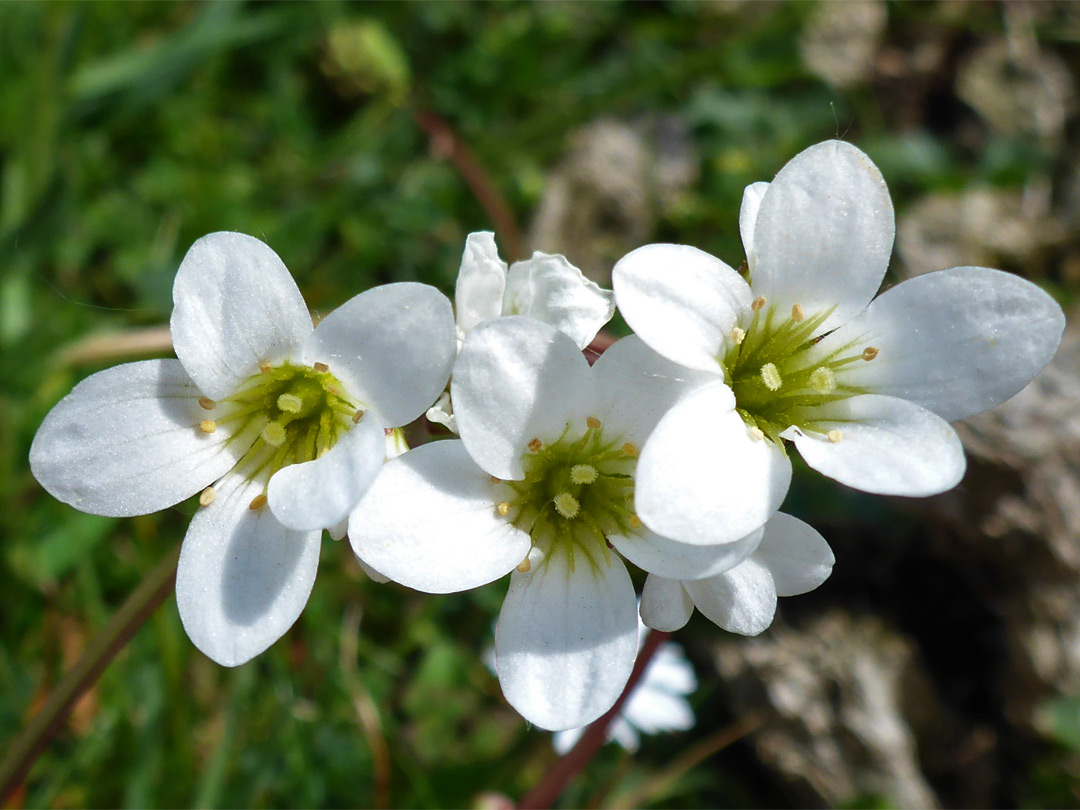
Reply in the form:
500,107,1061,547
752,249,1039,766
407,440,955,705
748,426,765,442
528,438,542,452
586,416,602,430
809,367,837,394
261,421,287,447
828,429,844,443
352,409,364,424
862,346,879,361
751,296,767,312
198,397,217,411
199,487,216,507
516,556,532,573
760,363,782,391
199,420,217,434
490,476,501,484
277,393,303,413
730,326,746,345
313,362,329,373
249,493,268,510
553,492,580,519
571,464,598,484
259,361,272,374
621,443,638,458
791,303,805,322
496,502,510,516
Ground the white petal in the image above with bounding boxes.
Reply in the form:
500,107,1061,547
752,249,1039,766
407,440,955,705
623,687,695,735
267,413,386,532
327,518,348,541
610,525,762,581
29,360,248,518
640,575,694,632
644,644,698,694
495,549,639,731
425,391,458,434
754,513,834,597
590,334,717,447
303,282,456,428
612,244,752,373
354,553,390,584
738,181,769,257
608,718,641,752
749,141,894,332
455,231,508,334
170,232,312,401
175,473,321,666
348,440,530,593
781,394,966,497
635,383,792,546
453,317,592,480
819,266,1066,422
683,558,777,636
552,728,583,755
503,251,615,349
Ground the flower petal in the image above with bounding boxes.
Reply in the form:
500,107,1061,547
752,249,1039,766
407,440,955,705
170,232,312,401
640,575,694,632
683,558,777,636
738,181,769,257
354,552,390,584
781,394,966,497
749,140,894,332
495,549,639,731
610,525,762,581
612,244,752,373
455,231,508,334
623,686,695,735
635,383,792,546
303,282,456,428
453,317,592,480
175,472,321,667
819,266,1066,422
754,513,834,597
348,440,530,593
503,251,615,349
29,360,248,517
267,412,386,532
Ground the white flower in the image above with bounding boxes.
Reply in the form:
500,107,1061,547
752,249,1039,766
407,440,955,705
30,232,456,666
640,513,834,636
426,232,615,431
613,140,1064,545
552,615,697,754
350,317,763,730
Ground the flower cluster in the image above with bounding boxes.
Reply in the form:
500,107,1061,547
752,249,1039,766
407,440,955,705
30,141,1064,731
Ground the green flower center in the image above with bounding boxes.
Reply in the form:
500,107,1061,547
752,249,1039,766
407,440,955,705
497,419,639,571
723,297,878,445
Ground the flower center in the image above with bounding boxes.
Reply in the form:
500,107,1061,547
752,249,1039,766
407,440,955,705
496,419,638,570
722,298,878,444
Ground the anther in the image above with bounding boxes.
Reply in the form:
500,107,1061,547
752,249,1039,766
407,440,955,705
553,492,580,519
760,362,782,391
809,366,837,394
248,493,268,510
730,326,746,345
199,487,216,507
828,429,844,443
791,303,805,322
862,346,879,361
621,443,638,458
313,361,329,372
751,296,766,312
261,421,287,447
490,476,501,484
516,557,532,573
571,464,598,485
199,420,217,434
586,416,602,430
528,438,542,452
198,397,217,411
259,361,272,374
277,393,303,414
748,426,765,442
352,409,364,424
630,515,642,529
496,502,510,516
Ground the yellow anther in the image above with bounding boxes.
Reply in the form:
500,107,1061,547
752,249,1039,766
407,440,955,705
828,429,844,443
760,362,782,391
490,475,501,484
259,361,272,374
516,557,532,573
313,361,330,372
571,464,598,485
248,493,268,510
277,393,303,413
748,426,765,442
630,515,642,529
621,442,638,458
261,421,287,447
528,438,542,453
862,346,879,361
553,492,580,519
730,326,746,345
751,296,766,312
352,409,364,424
586,416,602,430
809,366,837,394
199,419,217,434
199,487,216,507
496,502,510,516
198,397,217,411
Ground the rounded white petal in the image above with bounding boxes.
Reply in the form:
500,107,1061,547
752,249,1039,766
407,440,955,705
591,334,717,447
455,231,508,334
750,140,894,332
635,383,792,546
781,394,966,497
453,317,593,479
348,440,530,593
623,686,695,735
738,181,770,258
354,553,390,584
645,643,698,695
612,244,752,373
640,575,694,632
754,513,834,597
267,412,386,532
29,360,248,517
495,549,639,731
683,558,777,636
303,282,456,428
552,727,584,755
170,232,312,401
176,473,321,667
819,266,1066,422
503,251,615,349
610,525,762,581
